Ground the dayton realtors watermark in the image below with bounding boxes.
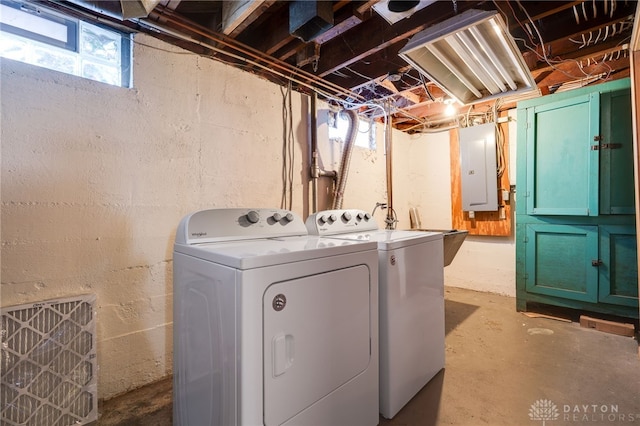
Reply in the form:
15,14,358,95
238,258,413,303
530,399,639,424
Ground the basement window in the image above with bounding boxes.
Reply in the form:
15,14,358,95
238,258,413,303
0,0,132,87
328,110,377,150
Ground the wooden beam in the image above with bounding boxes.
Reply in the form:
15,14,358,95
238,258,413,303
313,13,363,45
355,0,380,18
579,315,635,337
375,76,420,104
305,0,479,78
535,56,630,88
508,1,583,24
525,16,635,71
531,36,631,75
318,43,407,90
508,1,636,47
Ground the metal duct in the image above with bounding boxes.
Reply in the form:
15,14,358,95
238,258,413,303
64,0,161,20
332,109,358,210
289,0,333,42
120,0,160,19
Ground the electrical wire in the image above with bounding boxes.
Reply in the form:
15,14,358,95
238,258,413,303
511,0,628,84
500,0,537,47
139,5,368,104
493,100,506,179
497,0,610,86
128,33,450,134
280,82,295,210
419,73,436,102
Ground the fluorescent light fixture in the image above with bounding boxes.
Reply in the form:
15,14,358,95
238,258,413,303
632,2,640,51
399,9,536,105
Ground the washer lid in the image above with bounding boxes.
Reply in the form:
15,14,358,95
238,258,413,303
328,229,443,250
174,236,377,269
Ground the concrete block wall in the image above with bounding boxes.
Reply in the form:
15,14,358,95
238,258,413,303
1,32,515,400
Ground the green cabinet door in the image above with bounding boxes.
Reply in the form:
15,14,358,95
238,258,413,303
600,88,635,214
525,224,599,302
599,225,639,307
526,93,600,216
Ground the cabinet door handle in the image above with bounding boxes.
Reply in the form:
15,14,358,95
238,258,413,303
591,259,603,266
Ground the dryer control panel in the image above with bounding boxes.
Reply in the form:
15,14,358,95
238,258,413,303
176,208,308,244
306,209,378,235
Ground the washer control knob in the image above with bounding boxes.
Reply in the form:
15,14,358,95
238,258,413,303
284,213,294,222
246,210,260,224
364,213,372,221
272,212,282,222
318,215,328,224
329,214,337,223
356,212,364,220
342,211,352,221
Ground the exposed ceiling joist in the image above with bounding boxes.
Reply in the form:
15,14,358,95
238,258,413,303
52,0,637,132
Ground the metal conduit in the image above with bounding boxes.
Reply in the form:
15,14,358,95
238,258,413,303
310,93,337,212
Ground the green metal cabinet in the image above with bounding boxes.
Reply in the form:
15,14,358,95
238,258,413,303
516,78,638,318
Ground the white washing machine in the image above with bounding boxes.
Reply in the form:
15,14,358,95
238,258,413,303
306,209,445,419
173,208,379,426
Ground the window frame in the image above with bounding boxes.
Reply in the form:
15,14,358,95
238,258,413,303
0,0,133,88
328,110,377,151
0,1,77,51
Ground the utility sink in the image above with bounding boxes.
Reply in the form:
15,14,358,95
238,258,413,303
415,229,468,267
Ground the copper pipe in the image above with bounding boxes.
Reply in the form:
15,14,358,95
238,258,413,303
311,93,318,213
144,5,365,102
385,102,395,229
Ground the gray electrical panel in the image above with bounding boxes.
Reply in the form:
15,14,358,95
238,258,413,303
459,122,498,212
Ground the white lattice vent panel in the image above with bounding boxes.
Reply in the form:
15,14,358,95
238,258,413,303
1,295,97,426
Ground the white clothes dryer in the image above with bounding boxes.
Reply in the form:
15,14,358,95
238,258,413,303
173,208,379,426
306,209,445,419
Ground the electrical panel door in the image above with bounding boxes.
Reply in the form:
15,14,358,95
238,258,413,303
459,122,498,212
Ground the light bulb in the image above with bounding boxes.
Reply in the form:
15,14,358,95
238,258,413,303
444,101,456,116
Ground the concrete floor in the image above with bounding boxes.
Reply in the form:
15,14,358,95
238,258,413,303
96,287,640,426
